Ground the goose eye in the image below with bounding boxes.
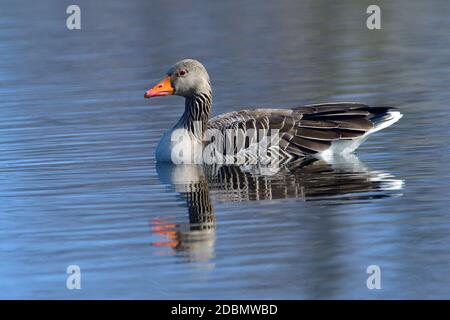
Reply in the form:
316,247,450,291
179,69,187,76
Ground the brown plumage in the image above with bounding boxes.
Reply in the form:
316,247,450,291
208,103,399,160
145,59,403,164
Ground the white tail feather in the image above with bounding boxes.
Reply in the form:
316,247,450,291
368,110,403,134
320,109,403,157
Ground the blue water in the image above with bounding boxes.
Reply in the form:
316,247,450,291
0,0,449,299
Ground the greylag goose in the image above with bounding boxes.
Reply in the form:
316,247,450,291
145,59,402,164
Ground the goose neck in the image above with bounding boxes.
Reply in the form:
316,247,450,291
176,92,212,139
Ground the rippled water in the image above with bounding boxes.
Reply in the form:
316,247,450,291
1,0,449,299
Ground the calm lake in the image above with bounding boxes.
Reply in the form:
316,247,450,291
0,0,449,299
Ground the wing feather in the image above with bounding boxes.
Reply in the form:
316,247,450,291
207,103,398,161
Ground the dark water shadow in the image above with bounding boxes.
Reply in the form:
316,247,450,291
150,155,403,263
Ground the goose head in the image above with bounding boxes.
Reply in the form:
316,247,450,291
144,59,211,99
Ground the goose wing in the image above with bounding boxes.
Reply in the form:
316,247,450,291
208,102,395,159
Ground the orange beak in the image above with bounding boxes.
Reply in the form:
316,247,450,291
144,76,174,98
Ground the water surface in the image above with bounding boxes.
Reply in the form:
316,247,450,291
0,0,449,299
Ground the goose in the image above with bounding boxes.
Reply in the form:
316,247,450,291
145,59,402,164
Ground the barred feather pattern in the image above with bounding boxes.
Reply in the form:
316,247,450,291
180,97,397,163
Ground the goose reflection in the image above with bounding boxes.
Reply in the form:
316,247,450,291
151,165,216,263
151,154,403,263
